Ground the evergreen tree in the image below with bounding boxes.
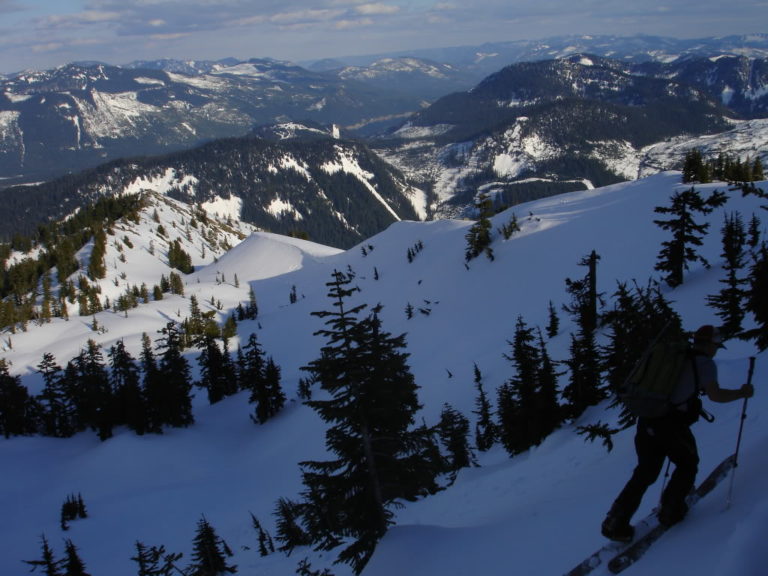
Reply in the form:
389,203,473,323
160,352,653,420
249,513,275,557
168,239,194,274
72,339,114,440
187,516,237,576
60,297,70,321
654,186,728,287
140,283,150,304
240,286,258,320
602,282,643,398
546,300,560,338
743,242,768,351
562,328,604,421
40,271,53,324
536,328,562,437
437,403,473,476
299,272,436,573
563,251,601,335
155,323,194,428
87,227,107,280
0,358,36,438
168,272,185,296
221,316,238,341
0,299,17,332
681,148,709,183
24,534,63,576
108,340,146,434
36,353,76,437
62,539,90,576
497,316,544,455
131,541,183,576
197,334,230,405
464,192,495,262
707,212,749,335
53,238,79,282
273,498,311,554
185,295,205,347
58,361,85,433
471,363,497,452
752,156,765,181
238,333,265,393
499,212,521,239
747,214,762,251
60,493,88,530
139,332,163,434
251,357,285,424
76,493,88,518
60,496,76,531
220,338,237,396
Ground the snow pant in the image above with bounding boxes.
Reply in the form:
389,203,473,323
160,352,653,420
607,416,699,523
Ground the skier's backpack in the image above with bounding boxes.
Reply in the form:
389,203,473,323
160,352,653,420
620,339,693,419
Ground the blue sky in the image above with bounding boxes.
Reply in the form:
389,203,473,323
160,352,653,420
1,0,766,73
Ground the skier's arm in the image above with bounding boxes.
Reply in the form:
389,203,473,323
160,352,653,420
704,379,754,403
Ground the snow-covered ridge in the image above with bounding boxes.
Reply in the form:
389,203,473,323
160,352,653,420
122,167,200,197
339,57,454,81
322,145,401,221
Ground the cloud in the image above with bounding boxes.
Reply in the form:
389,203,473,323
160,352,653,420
72,0,406,37
334,17,375,29
0,0,23,14
269,8,345,25
30,36,103,55
149,32,190,40
355,3,400,15
42,10,123,28
2,0,767,75
30,42,65,55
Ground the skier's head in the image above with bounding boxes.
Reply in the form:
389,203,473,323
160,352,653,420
692,325,726,356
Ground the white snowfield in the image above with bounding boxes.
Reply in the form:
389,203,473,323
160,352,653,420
0,172,765,576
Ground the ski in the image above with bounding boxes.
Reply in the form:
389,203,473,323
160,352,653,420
562,515,657,576
607,453,736,574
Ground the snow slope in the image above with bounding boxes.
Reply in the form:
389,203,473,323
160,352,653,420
0,172,766,576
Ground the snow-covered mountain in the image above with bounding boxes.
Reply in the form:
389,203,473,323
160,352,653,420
345,33,768,79
0,172,766,576
4,34,768,190
0,130,425,248
5,49,768,240
0,59,439,186
376,53,768,217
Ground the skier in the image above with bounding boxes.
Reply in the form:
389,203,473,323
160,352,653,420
601,325,754,542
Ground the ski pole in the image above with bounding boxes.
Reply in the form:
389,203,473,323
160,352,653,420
726,356,755,509
659,458,670,507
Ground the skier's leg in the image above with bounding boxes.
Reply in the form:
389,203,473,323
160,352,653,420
659,424,699,526
603,420,665,539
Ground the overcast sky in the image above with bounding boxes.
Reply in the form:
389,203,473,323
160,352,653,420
1,0,766,74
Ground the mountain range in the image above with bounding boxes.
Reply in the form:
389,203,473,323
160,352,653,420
0,58,435,186
1,34,768,244
2,34,767,185
375,52,768,216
